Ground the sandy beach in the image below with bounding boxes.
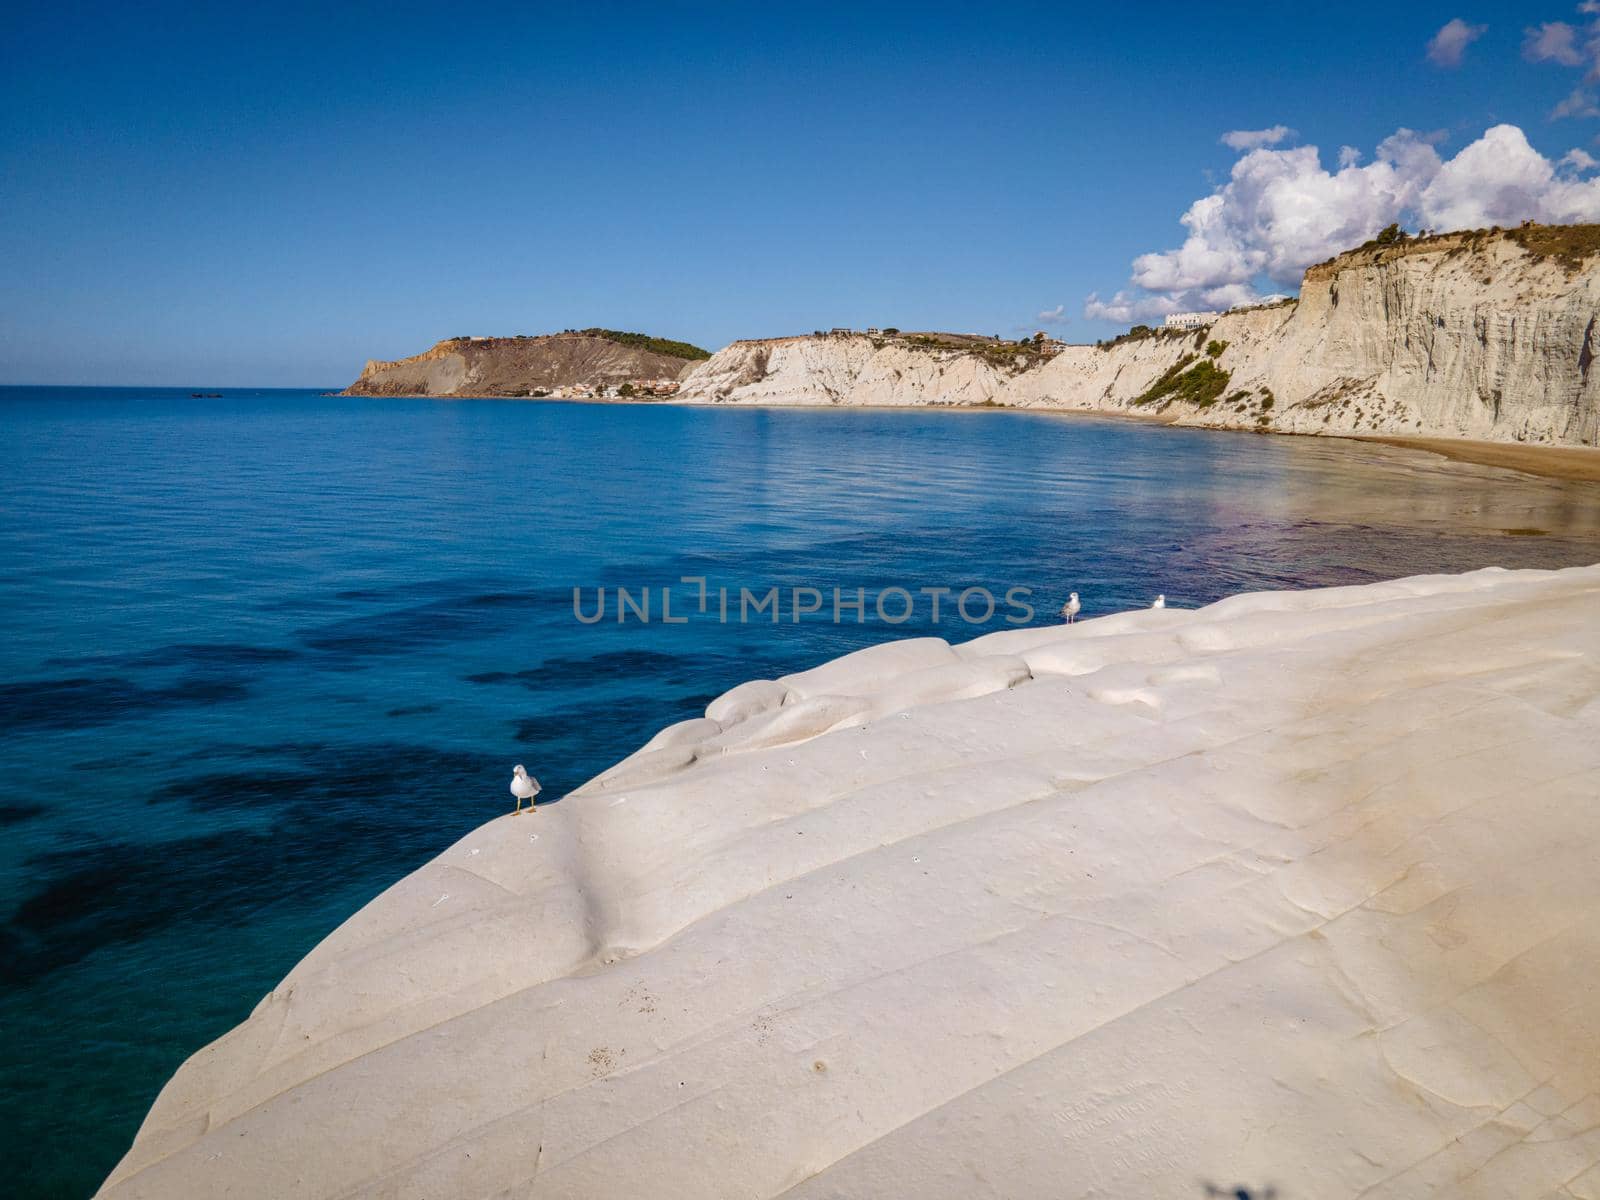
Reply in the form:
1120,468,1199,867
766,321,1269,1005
1359,434,1600,483
99,564,1600,1199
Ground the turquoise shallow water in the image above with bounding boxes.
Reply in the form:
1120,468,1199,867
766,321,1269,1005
3,386,1599,1197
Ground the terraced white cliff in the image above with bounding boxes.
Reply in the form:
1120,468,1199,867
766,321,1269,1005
101,565,1600,1199
676,334,1033,407
679,225,1600,446
1234,230,1600,443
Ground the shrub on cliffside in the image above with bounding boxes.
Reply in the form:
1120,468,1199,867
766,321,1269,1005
1133,355,1233,409
1505,223,1600,271
1098,324,1194,351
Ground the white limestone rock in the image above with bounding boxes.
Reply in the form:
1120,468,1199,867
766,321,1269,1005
100,564,1600,1199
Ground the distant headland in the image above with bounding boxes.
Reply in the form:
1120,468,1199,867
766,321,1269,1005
342,329,709,399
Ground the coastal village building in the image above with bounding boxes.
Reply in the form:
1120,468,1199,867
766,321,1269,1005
543,379,682,400
629,378,681,397
1163,311,1221,330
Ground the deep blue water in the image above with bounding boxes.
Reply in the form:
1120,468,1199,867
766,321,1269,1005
3,386,1599,1197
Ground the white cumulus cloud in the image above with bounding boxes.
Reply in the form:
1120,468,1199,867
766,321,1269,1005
1220,125,1294,151
1420,123,1600,226
1086,124,1600,324
1035,304,1069,326
1427,18,1487,67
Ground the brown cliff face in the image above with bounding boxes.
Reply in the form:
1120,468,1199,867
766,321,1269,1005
342,332,706,397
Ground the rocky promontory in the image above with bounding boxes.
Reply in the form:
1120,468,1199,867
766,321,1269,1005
342,330,709,398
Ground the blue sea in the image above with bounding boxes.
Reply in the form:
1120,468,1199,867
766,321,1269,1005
3,386,1599,1197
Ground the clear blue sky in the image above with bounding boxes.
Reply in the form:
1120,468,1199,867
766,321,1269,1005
0,1,1586,385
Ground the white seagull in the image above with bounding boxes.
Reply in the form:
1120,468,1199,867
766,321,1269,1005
1061,592,1081,623
510,764,542,816
1152,594,1166,609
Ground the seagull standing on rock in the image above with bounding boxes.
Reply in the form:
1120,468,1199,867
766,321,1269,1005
1152,594,1166,609
1061,592,1081,623
510,764,542,816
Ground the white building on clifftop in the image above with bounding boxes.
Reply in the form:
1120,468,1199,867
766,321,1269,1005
1163,311,1221,330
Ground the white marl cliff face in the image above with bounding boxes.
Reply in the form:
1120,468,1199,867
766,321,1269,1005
1236,236,1600,443
677,335,1023,408
680,231,1600,446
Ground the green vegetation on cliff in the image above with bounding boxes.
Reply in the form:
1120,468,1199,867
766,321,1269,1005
1307,221,1600,277
578,329,711,360
1369,222,1409,248
1132,355,1233,409
1095,324,1197,351
899,333,1049,369
1504,223,1600,271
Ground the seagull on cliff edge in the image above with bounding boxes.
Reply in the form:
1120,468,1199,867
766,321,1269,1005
510,764,542,816
1060,592,1081,623
1152,594,1166,609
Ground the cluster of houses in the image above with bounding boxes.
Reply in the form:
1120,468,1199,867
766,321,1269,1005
533,377,683,400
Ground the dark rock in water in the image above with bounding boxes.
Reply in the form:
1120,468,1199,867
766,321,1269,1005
0,674,251,733
46,641,299,672
3,741,497,987
385,703,441,718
